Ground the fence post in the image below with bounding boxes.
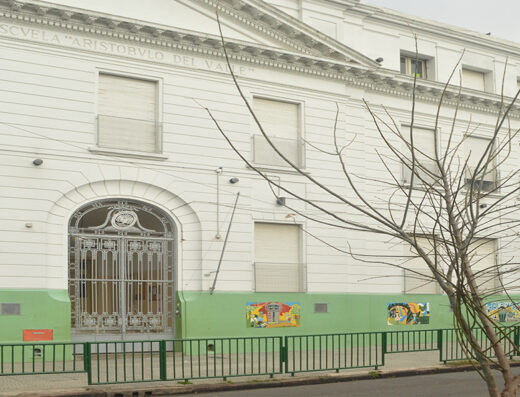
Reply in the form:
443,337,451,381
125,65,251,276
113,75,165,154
83,342,92,385
438,329,444,363
515,326,520,357
381,332,387,367
159,340,167,381
280,336,288,374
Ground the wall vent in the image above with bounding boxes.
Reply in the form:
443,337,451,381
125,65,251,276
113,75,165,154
1,303,21,315
314,303,328,313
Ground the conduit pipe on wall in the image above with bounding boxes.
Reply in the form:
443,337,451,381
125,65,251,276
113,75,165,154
210,192,240,295
215,167,223,239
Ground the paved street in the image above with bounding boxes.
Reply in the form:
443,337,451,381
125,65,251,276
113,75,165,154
185,371,508,397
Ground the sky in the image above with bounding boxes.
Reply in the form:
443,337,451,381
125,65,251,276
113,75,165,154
361,0,520,44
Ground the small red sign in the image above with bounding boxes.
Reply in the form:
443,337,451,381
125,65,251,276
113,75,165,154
23,329,53,341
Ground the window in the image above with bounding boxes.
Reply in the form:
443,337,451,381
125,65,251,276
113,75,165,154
467,240,499,294
461,69,486,91
97,74,159,153
254,223,303,292
464,136,496,191
400,56,427,79
402,126,437,185
252,97,302,168
404,237,441,294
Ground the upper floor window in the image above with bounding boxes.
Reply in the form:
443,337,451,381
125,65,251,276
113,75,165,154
97,73,160,153
252,97,302,168
402,126,437,185
400,56,427,79
404,237,441,294
468,239,499,294
461,68,486,91
404,238,500,295
464,135,497,191
254,222,303,292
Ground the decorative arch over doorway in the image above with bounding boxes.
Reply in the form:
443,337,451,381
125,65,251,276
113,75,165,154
68,199,176,339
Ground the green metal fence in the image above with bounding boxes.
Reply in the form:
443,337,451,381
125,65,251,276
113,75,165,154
440,327,518,363
1,328,518,385
385,329,439,353
0,342,84,376
285,332,384,374
86,336,283,385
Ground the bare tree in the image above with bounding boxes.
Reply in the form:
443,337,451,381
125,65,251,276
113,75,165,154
206,5,520,396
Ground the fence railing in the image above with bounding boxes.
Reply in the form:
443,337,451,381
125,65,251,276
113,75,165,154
1,327,519,385
86,337,283,385
440,327,518,362
385,329,439,353
285,332,384,374
0,342,85,376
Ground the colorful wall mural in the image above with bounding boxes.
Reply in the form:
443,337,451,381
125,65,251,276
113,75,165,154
387,302,430,325
485,302,520,323
246,302,301,328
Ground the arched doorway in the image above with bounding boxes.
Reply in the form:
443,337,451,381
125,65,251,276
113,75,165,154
68,199,176,340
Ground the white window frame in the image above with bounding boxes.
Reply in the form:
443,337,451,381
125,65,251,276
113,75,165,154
400,55,429,79
90,69,165,160
252,221,306,293
250,94,305,170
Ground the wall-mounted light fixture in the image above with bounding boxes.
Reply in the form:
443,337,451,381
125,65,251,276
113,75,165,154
276,197,286,206
229,177,239,184
375,57,384,63
32,159,43,166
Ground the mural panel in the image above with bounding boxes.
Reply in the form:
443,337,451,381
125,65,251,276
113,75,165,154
246,302,301,328
387,302,430,325
485,302,520,323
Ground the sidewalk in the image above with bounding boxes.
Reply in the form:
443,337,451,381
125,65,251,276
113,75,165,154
0,351,473,397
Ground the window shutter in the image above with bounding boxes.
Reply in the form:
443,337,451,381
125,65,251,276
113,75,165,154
254,223,302,292
252,98,300,166
98,74,158,152
462,69,485,91
404,237,440,294
468,240,498,294
402,127,437,184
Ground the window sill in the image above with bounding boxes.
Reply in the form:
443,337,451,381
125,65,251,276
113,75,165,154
89,146,168,161
402,181,503,199
248,164,309,176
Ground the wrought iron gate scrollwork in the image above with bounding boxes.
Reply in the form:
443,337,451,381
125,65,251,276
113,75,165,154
68,200,175,336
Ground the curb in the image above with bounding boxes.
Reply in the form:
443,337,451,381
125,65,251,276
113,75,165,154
13,362,520,397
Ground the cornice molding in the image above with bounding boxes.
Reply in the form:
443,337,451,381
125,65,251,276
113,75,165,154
201,0,318,57
0,0,519,118
338,1,520,57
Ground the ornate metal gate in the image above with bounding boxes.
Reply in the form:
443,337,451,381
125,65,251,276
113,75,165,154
68,200,175,338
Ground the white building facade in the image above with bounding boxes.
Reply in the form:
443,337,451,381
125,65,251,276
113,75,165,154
1,0,520,342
